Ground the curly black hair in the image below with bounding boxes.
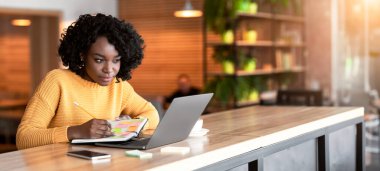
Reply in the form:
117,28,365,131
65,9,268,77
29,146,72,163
58,13,144,81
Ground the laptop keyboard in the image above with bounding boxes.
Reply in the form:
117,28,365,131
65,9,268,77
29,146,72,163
120,137,151,146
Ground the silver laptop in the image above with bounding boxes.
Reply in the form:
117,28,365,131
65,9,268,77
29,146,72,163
95,93,213,150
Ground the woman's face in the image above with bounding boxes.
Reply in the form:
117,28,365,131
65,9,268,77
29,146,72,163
83,36,121,86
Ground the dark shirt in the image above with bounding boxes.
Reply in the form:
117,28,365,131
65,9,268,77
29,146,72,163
165,87,200,103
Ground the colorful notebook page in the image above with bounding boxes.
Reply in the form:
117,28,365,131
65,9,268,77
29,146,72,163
109,132,135,139
109,118,146,136
71,118,147,143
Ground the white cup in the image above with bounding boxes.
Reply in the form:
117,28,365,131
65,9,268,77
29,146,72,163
191,119,203,132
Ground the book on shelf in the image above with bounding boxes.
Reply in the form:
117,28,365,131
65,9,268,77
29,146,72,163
275,50,296,70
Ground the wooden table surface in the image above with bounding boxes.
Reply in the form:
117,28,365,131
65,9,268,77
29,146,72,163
0,106,363,171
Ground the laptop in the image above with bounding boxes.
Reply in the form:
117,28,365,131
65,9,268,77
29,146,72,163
95,93,213,150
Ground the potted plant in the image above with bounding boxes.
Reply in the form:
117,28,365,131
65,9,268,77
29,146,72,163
243,24,258,43
212,46,235,74
204,77,248,107
238,0,258,14
204,76,235,107
249,1,259,14
238,50,256,72
243,57,256,72
204,76,265,107
235,77,251,102
242,76,265,102
204,0,247,43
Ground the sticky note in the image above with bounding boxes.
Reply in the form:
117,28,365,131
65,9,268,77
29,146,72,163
127,126,137,132
125,150,152,159
112,128,122,133
160,147,190,155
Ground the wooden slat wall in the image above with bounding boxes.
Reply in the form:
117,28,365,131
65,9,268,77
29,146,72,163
119,0,204,97
0,16,31,97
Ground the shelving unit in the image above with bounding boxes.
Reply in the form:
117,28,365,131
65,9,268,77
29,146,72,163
208,67,304,77
208,40,305,47
238,12,305,23
204,1,306,110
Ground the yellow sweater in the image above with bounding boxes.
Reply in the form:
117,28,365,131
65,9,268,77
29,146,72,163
16,69,159,149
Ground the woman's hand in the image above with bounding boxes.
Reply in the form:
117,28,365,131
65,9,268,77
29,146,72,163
115,114,131,121
67,119,113,140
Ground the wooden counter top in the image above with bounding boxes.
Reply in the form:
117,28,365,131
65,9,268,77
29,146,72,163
0,106,363,170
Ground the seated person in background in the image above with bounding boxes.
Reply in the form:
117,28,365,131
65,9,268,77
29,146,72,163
165,74,201,104
16,13,159,150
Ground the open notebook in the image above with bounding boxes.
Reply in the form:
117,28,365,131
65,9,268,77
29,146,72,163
71,118,148,144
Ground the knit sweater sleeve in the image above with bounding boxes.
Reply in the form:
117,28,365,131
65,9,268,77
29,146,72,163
16,70,68,150
122,82,159,130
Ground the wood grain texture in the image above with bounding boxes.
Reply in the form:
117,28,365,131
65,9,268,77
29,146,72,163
0,106,363,170
0,8,60,17
118,0,204,97
0,10,61,98
0,15,31,96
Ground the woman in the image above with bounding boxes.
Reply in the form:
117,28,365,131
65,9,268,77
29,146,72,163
16,13,159,149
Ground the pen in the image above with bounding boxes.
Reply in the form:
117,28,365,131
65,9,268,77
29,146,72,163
73,101,98,118
73,102,113,136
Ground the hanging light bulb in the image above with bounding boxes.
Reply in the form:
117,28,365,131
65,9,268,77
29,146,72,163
11,19,31,27
174,0,202,18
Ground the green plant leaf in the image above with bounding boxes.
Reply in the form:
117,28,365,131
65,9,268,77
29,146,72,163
215,77,233,105
235,77,250,101
204,0,246,34
270,0,289,7
212,46,234,63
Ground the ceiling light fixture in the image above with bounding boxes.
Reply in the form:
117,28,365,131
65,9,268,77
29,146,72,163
174,0,202,18
11,19,31,27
